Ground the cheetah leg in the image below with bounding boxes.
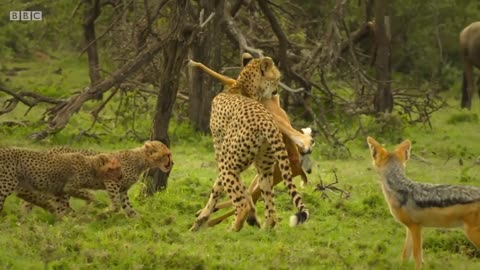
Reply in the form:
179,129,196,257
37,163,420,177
119,191,137,217
63,180,96,205
223,172,258,232
52,194,74,216
64,189,96,204
190,177,224,232
202,137,225,217
203,174,261,227
23,189,95,213
22,201,34,213
15,187,62,216
255,156,277,229
0,178,16,213
199,175,259,216
104,181,124,215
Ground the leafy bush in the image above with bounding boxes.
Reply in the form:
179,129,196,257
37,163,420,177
362,113,408,144
317,143,352,160
447,112,479,124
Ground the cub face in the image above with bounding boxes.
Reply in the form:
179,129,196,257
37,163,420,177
95,154,123,180
143,141,174,173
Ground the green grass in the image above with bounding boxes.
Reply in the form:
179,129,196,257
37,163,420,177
1,55,480,269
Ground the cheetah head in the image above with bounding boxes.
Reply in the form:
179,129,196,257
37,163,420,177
235,55,281,101
143,141,173,173
96,154,123,180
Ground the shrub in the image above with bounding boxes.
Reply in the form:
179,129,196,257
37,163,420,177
446,112,479,125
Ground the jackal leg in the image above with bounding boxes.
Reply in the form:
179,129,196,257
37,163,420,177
401,227,413,260
407,224,423,270
464,214,480,248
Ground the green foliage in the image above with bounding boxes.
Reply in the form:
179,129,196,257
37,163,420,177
0,1,82,61
362,113,408,144
342,0,477,86
317,143,352,160
447,112,479,124
2,1,480,269
459,165,477,183
1,98,480,269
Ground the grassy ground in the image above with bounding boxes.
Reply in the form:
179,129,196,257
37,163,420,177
1,55,480,269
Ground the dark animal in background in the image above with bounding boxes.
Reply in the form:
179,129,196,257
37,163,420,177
460,22,480,109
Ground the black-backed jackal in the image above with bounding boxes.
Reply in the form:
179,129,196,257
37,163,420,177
367,136,480,269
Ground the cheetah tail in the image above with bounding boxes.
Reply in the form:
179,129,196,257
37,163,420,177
269,133,310,226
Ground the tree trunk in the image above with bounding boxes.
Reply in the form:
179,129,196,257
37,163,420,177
82,0,102,100
146,0,192,194
373,0,393,113
188,0,224,133
364,0,374,22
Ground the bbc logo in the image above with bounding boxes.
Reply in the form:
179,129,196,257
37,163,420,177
10,11,42,21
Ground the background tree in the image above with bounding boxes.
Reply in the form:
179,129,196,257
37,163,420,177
373,0,393,113
0,0,478,191
188,0,225,133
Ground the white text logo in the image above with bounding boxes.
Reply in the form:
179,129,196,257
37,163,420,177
10,11,42,21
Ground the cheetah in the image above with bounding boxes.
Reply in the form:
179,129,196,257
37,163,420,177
188,53,314,154
0,148,121,216
189,57,314,227
190,56,309,232
34,141,173,217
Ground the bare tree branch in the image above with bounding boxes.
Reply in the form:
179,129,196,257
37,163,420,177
223,10,264,57
0,84,64,116
28,38,171,140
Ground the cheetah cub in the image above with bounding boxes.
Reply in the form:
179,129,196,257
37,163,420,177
43,141,173,217
0,148,121,217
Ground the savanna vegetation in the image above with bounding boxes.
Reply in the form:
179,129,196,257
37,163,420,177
0,0,480,269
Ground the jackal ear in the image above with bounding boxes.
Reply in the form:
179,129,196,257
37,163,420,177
242,53,254,67
395,139,411,162
367,136,381,160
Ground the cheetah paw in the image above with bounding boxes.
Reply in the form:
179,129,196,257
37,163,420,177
125,210,138,218
22,202,33,214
